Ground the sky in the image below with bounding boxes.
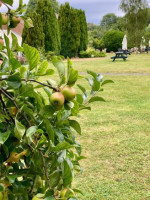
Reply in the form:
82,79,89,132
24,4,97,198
0,0,125,24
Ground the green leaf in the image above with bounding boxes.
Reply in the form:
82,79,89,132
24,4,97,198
40,105,55,118
49,170,61,188
36,60,48,76
52,57,65,85
11,33,23,52
89,96,105,103
51,141,73,152
19,84,34,97
7,75,22,89
87,70,97,79
2,0,13,6
77,84,88,97
23,44,39,71
37,134,47,148
75,94,83,104
43,119,54,143
69,120,81,135
0,130,11,144
71,100,79,116
62,158,73,187
14,119,25,140
10,58,21,70
67,68,78,86
23,17,34,28
19,66,27,78
45,69,55,76
1,58,9,73
102,80,114,86
44,197,55,200
26,126,38,137
4,35,11,59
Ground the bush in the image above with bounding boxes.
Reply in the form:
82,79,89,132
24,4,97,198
79,50,105,58
102,30,124,52
46,51,55,61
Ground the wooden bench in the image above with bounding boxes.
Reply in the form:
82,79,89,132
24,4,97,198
111,52,127,61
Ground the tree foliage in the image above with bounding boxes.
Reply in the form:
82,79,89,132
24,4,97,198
59,3,80,58
22,11,45,51
0,0,113,199
26,0,59,15
120,0,149,48
35,0,60,54
23,0,60,54
78,10,88,52
59,3,88,58
102,30,124,52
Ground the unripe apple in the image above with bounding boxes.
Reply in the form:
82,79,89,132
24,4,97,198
62,86,76,101
0,1,2,7
12,16,20,24
2,15,8,25
50,92,65,110
0,38,4,46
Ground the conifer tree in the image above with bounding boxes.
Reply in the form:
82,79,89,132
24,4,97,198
78,10,88,52
26,0,59,15
22,11,45,50
70,8,80,57
58,3,81,57
35,0,60,54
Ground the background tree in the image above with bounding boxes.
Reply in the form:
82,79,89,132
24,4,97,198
22,11,45,51
59,3,81,57
100,13,117,30
26,0,59,15
25,0,38,15
78,9,88,52
101,30,124,52
35,0,60,54
120,0,149,48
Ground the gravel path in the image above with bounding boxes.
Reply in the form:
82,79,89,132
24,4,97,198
80,72,150,76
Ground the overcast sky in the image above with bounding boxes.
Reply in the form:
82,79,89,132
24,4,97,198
0,0,125,24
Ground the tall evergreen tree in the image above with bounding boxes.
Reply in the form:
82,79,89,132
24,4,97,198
26,0,38,16
26,0,59,15
78,10,88,52
58,3,81,57
22,11,45,50
35,0,60,54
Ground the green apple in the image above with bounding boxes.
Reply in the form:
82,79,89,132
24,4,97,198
12,16,20,24
50,92,65,110
2,15,8,25
62,86,76,101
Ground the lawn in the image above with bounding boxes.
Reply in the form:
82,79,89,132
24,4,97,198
72,53,150,74
70,54,150,199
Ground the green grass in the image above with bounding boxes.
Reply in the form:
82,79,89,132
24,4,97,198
72,53,150,74
69,54,150,199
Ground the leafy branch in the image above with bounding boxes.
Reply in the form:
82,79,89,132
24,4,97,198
0,88,31,127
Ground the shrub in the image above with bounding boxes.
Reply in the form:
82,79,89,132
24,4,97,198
102,30,124,52
79,50,105,58
46,51,55,61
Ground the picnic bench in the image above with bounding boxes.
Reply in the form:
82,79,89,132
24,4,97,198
111,52,127,62
118,48,131,55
